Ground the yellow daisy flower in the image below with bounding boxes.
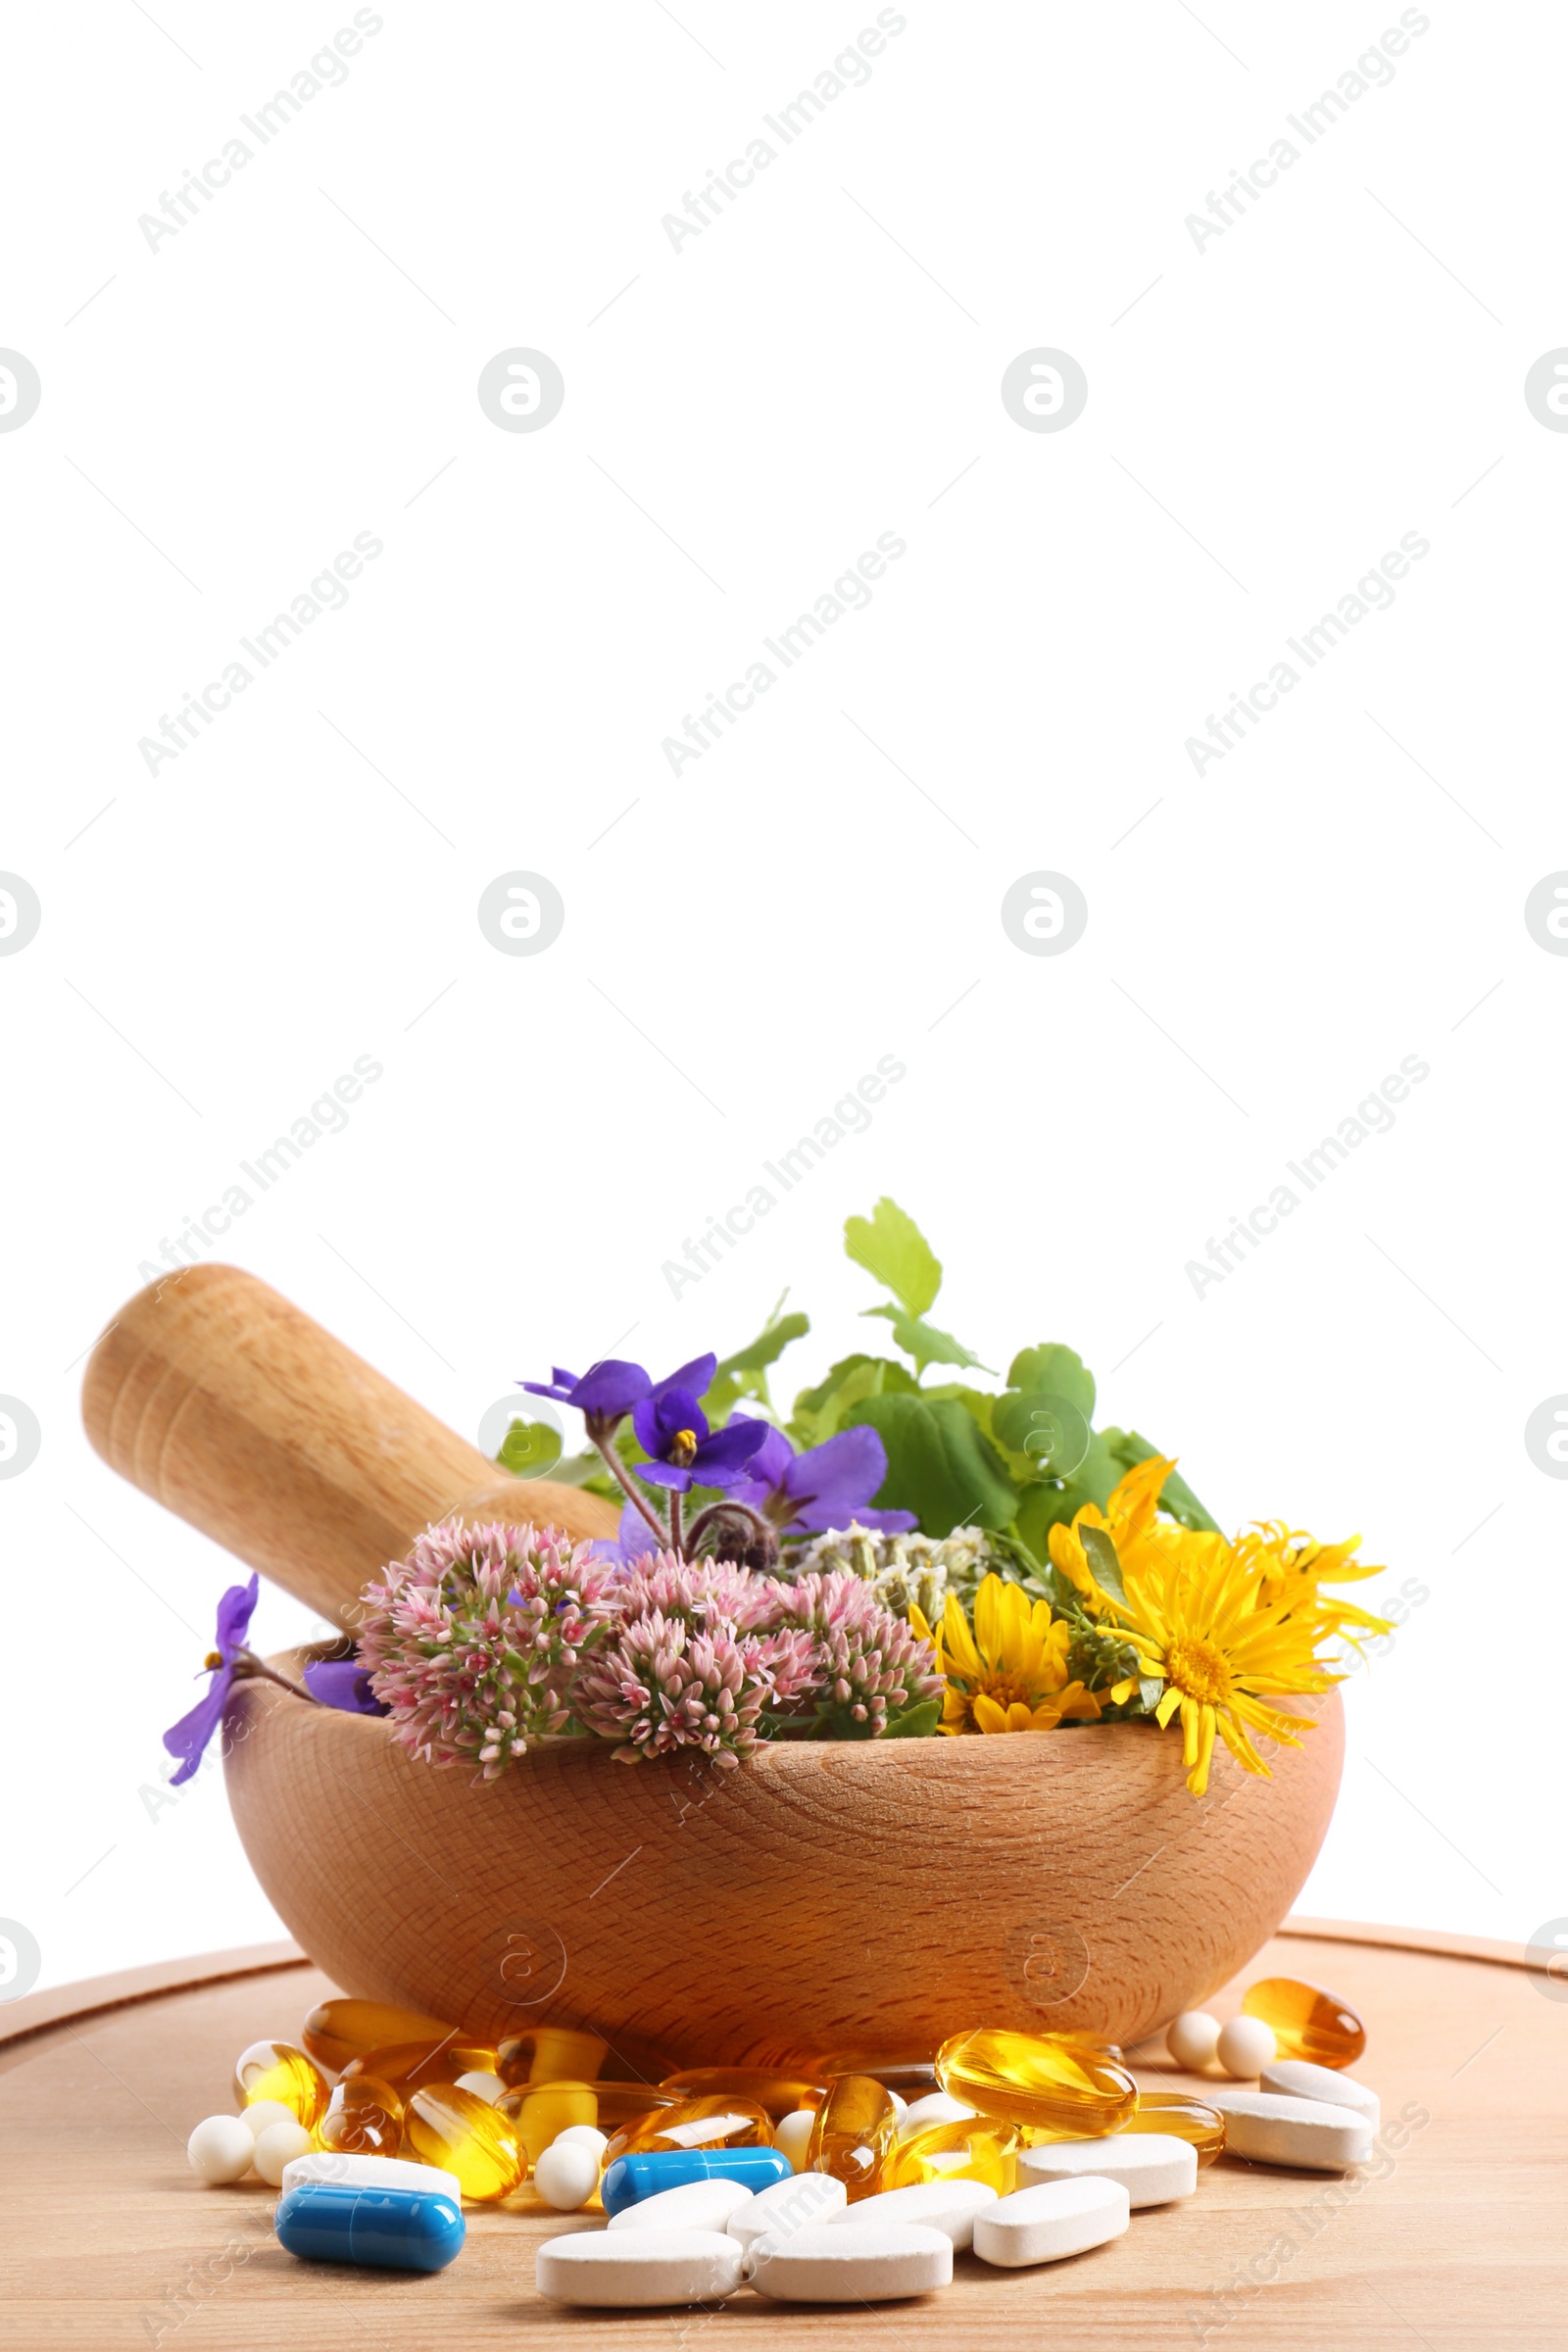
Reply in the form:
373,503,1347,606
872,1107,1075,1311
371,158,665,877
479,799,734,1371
1111,1526,1341,1795
1244,1523,1393,1650
1048,1453,1175,1615
912,1574,1102,1736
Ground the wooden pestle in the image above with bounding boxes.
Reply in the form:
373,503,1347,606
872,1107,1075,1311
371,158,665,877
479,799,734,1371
80,1263,618,1629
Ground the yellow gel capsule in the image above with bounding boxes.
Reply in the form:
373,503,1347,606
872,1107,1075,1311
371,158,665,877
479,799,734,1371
497,2081,602,2167
808,2074,898,2202
1123,2091,1226,2167
541,2087,681,2166
343,2037,497,2102
301,1997,461,2075
812,2053,940,2102
318,2074,404,2158
886,2118,1019,2194
496,2028,609,2088
620,2095,773,2157
405,2084,525,2200
233,2040,329,2131
661,2068,826,2123
935,2029,1138,2138
1242,1978,1366,2069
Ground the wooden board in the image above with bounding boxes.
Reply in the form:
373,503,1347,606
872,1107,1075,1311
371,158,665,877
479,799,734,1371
1,1923,1563,2349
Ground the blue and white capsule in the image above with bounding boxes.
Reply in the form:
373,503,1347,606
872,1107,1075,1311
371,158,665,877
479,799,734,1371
274,2180,466,2273
601,2145,792,2220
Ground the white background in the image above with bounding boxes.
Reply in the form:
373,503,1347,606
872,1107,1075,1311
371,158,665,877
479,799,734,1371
4,0,1563,1995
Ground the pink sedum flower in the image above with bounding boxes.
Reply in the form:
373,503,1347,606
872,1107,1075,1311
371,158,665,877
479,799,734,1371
357,1530,943,1780
359,1519,617,1781
764,1569,944,1737
572,1551,816,1766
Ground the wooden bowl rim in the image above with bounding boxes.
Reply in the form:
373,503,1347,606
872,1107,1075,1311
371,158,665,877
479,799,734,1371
259,1645,1337,1791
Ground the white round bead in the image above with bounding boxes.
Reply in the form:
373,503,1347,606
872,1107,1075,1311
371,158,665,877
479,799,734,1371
251,2119,315,2186
534,2139,602,2211
238,2099,296,2142
551,2125,610,2158
1216,2014,1278,2078
186,2115,257,2184
772,2109,816,2175
1165,2011,1220,2070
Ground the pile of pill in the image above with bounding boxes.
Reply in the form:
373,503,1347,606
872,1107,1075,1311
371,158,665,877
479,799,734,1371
182,1974,1377,2303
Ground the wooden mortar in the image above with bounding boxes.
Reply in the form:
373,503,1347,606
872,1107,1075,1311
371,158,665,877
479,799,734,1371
82,1265,1345,2064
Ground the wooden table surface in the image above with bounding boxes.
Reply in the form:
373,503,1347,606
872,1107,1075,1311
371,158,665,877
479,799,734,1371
1,1920,1562,2350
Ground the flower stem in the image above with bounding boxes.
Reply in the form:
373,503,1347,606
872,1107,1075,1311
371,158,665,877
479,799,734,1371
594,1434,670,1545
667,1488,684,1559
232,1649,317,1703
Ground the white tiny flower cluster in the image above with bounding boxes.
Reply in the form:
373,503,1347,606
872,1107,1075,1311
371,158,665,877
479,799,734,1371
786,1522,995,1623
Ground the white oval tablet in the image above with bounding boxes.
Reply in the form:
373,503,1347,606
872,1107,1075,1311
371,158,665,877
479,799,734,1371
828,2179,997,2248
972,2176,1130,2269
535,2227,745,2307
281,2150,463,2198
607,2178,758,2234
748,2220,953,2302
1260,2060,1379,2128
1210,2091,1373,2171
727,2171,846,2251
1018,2132,1197,2207
552,2125,611,2159
896,2091,976,2139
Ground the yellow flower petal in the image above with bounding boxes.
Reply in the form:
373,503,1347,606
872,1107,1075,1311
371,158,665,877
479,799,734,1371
1180,1696,1200,1770
940,1590,982,1679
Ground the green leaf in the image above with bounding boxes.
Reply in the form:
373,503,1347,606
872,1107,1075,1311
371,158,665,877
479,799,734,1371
1012,1432,1122,1553
1078,1523,1127,1607
712,1307,810,1380
992,1390,1093,1481
1005,1345,1096,1421
925,1385,1047,1490
843,1393,1018,1538
1139,1676,1165,1711
703,1300,810,1424
788,1353,917,1449
535,1447,612,1494
861,1303,993,1378
1101,1427,1220,1533
882,1697,943,1740
922,1385,998,1435
845,1198,942,1316
495,1417,564,1479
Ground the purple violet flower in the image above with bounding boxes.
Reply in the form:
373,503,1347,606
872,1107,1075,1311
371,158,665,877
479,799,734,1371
588,1497,669,1575
730,1421,916,1535
631,1387,768,1494
163,1573,260,1787
302,1658,386,1715
520,1352,718,1440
